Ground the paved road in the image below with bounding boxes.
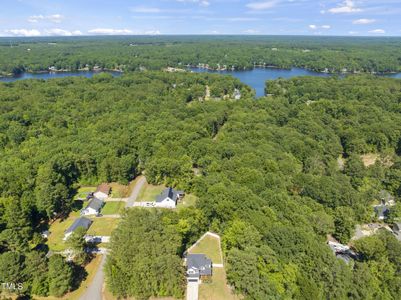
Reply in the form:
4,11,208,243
186,281,199,300
125,176,147,208
80,253,107,300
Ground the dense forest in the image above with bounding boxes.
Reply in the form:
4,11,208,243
0,71,401,299
1,36,401,76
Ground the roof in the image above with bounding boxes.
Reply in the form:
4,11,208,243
95,183,110,195
85,197,103,211
156,187,183,203
374,205,389,218
65,217,92,234
187,254,212,277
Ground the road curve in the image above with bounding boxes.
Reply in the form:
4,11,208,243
125,176,147,208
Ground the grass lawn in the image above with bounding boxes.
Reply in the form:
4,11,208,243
177,194,198,210
35,255,103,300
87,218,120,236
47,211,81,251
102,201,125,215
73,186,96,200
189,234,222,264
109,182,129,198
137,182,165,202
199,268,239,300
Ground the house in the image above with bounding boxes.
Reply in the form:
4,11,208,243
94,184,110,200
64,217,92,240
155,187,184,208
374,204,390,221
233,88,241,100
186,254,212,283
81,197,103,216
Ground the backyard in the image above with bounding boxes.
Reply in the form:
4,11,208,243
86,217,120,236
136,182,166,202
188,234,223,264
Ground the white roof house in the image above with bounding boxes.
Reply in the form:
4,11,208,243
81,198,103,216
155,187,184,208
94,184,110,200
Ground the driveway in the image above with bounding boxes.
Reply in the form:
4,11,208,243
125,176,147,208
186,281,199,300
80,253,107,300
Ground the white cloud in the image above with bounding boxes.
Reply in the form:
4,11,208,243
349,31,358,35
353,18,375,24
246,1,279,10
5,29,41,36
369,29,385,34
44,29,82,36
88,28,134,35
28,14,64,23
130,6,162,13
328,0,362,14
176,0,210,6
309,25,331,30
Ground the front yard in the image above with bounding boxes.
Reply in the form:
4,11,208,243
102,201,125,215
198,268,239,300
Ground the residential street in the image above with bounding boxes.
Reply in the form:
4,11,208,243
79,253,107,300
125,176,147,208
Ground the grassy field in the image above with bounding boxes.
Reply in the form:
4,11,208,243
102,201,125,215
189,234,222,264
73,186,96,200
199,268,239,300
47,211,81,251
87,218,120,236
137,182,165,202
177,194,198,210
35,255,103,300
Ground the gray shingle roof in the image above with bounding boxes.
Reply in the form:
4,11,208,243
187,254,212,278
65,217,92,234
86,197,103,211
156,187,183,203
374,205,389,218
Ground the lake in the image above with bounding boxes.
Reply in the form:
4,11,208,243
189,67,331,97
0,70,122,82
1,68,400,98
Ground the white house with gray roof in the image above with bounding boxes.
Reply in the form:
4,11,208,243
64,217,92,240
81,197,104,216
186,254,212,283
155,187,184,208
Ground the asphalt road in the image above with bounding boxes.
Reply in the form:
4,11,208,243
79,253,107,300
125,176,147,208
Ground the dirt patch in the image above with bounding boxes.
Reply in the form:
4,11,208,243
360,153,379,167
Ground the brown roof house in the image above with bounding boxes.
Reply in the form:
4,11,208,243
94,184,110,200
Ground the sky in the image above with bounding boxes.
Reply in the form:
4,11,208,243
0,0,400,37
